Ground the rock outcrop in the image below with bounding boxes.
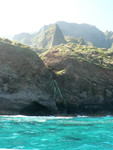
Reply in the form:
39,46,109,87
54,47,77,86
40,43,113,115
0,39,58,115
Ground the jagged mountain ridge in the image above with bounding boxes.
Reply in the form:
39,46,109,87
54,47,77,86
13,21,113,49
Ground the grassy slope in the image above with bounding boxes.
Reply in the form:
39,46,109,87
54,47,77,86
40,43,113,70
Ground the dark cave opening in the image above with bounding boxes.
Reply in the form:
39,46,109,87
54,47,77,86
20,101,52,116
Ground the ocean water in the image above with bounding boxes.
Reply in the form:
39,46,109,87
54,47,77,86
0,115,113,150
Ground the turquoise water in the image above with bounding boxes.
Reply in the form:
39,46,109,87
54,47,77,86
0,115,113,150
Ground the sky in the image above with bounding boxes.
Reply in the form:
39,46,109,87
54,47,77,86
0,0,113,37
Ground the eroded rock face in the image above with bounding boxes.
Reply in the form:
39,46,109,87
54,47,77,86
41,49,113,115
0,40,58,115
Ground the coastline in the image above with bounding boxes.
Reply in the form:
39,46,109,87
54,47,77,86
0,112,113,118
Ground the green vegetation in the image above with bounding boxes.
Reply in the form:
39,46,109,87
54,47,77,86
65,36,93,46
40,43,113,69
1,37,113,70
56,69,66,75
32,48,48,54
65,36,85,45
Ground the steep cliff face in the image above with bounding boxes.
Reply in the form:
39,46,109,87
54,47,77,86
0,39,58,115
40,43,113,115
31,24,66,49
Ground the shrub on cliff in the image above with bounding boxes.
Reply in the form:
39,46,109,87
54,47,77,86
40,43,113,69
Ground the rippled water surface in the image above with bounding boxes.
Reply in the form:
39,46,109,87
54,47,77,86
0,115,113,149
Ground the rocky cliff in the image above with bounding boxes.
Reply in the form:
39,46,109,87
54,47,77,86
40,43,113,115
1,38,113,116
0,38,58,115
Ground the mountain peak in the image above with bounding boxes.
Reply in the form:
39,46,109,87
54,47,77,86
32,24,66,49
51,24,67,47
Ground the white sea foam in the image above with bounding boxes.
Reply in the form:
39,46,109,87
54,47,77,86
105,115,112,117
41,116,73,119
77,115,89,118
38,119,47,122
55,116,73,119
0,115,29,117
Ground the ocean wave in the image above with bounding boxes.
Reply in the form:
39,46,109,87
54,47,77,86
52,116,73,119
38,119,47,122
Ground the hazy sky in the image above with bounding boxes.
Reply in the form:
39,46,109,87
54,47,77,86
0,0,113,37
